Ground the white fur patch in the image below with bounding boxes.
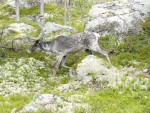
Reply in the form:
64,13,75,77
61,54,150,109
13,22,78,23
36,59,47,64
93,32,100,39
43,44,51,51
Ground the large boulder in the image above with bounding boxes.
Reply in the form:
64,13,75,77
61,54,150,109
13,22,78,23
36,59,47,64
5,23,35,34
43,22,75,35
76,55,149,90
85,0,150,43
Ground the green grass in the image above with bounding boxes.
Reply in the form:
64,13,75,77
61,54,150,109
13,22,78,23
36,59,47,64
86,90,150,113
0,88,149,113
0,94,32,113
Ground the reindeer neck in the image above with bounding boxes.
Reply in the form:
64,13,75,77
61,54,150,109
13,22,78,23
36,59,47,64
40,41,53,52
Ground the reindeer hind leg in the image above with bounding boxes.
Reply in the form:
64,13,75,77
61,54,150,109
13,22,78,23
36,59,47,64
89,45,111,63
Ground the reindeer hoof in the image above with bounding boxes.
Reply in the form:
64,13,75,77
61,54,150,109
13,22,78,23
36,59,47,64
69,71,78,78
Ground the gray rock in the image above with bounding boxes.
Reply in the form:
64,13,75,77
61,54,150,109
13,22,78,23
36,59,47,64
18,94,88,113
76,55,149,90
55,81,82,93
5,23,35,34
85,0,150,43
7,0,39,8
43,22,75,35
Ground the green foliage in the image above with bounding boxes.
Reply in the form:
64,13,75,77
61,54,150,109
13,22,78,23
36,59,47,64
98,35,118,51
98,33,150,68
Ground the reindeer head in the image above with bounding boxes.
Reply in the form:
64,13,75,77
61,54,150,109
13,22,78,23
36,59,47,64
27,40,41,53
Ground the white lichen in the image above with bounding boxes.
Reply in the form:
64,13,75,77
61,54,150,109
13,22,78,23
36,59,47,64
0,57,47,96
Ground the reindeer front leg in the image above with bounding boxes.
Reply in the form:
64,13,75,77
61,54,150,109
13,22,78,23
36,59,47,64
61,56,77,77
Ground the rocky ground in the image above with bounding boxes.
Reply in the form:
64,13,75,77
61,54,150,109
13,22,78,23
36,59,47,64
3,55,148,113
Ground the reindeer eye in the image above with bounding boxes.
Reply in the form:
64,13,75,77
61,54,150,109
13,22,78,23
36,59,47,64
35,44,38,46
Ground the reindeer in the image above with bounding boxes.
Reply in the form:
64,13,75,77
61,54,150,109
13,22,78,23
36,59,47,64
27,15,111,77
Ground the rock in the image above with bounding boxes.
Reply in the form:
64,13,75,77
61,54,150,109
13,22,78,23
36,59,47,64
85,0,150,43
43,22,75,35
7,0,16,8
7,0,39,8
76,55,150,90
81,76,92,84
55,81,82,93
144,66,150,78
68,94,84,103
5,23,35,34
6,0,62,8
147,66,150,74
53,55,149,92
18,94,88,113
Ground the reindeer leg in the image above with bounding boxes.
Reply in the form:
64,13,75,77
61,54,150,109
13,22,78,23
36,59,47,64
61,56,77,77
89,45,111,63
53,55,64,76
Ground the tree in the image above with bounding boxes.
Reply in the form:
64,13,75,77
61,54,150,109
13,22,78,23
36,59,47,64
64,0,71,26
15,0,20,21
40,0,44,24
64,0,67,26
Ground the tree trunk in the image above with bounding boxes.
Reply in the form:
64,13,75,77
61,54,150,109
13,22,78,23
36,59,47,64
67,0,71,26
64,0,67,26
40,0,44,24
15,0,20,21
